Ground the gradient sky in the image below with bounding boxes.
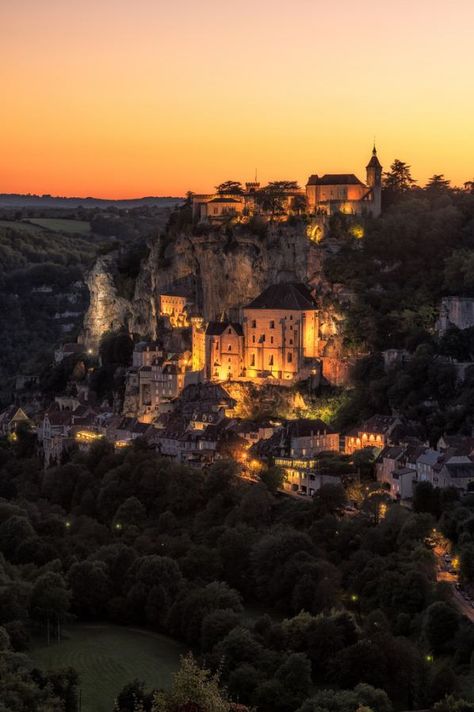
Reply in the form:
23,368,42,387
1,0,473,197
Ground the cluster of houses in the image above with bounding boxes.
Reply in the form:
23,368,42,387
3,381,474,498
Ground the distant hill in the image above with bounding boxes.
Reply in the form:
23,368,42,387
0,193,183,209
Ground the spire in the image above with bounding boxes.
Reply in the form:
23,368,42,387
366,143,382,170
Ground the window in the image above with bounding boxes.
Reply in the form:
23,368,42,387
287,353,293,363
269,355,274,366
270,337,274,344
228,328,232,334
290,315,293,320
250,354,255,366
228,345,232,351
251,320,256,328
269,320,275,329
252,335,255,343
289,339,293,345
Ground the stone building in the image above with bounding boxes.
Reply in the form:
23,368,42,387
306,146,382,217
205,322,244,381
242,283,319,381
159,294,189,327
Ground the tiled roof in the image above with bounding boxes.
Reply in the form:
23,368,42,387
208,197,242,204
307,174,364,186
288,418,336,437
444,462,474,479
245,283,317,311
206,322,244,337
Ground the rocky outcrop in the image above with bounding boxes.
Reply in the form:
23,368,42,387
80,256,132,352
81,223,350,361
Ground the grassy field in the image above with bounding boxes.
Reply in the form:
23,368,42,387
0,219,46,234
25,218,91,234
31,623,186,712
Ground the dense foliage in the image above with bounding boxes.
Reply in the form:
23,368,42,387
0,437,473,711
323,183,474,440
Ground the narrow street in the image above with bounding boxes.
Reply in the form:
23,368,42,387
433,535,474,623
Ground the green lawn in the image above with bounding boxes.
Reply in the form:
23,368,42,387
31,623,186,712
25,218,91,234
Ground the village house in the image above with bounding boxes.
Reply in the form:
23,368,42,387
0,406,33,436
250,417,340,496
344,415,405,454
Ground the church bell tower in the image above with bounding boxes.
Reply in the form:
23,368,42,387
366,145,382,216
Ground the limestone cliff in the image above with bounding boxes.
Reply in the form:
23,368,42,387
82,223,349,354
80,255,132,351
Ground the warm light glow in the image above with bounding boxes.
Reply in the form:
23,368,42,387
350,225,364,239
75,430,103,442
1,1,473,197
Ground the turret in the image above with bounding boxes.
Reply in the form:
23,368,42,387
366,145,382,216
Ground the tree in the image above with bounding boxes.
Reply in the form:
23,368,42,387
259,465,285,494
413,482,441,517
312,483,347,516
423,602,459,654
31,572,71,626
383,160,416,195
215,181,243,195
256,181,300,216
459,543,474,583
68,560,112,617
425,175,451,193
200,609,240,652
146,654,231,712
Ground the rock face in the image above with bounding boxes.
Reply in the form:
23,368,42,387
81,224,350,366
437,297,474,334
80,256,132,352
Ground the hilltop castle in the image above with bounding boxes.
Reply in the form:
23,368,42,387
192,145,383,221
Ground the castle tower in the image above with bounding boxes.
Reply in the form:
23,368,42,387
366,145,382,217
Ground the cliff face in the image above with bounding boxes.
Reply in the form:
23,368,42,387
81,256,132,351
82,223,348,352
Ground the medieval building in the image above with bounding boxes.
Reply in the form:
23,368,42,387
306,146,382,217
242,283,320,381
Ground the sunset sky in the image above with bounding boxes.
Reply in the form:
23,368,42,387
2,0,473,198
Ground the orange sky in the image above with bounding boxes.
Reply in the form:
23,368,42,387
1,0,473,198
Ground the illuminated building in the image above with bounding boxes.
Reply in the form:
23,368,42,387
344,415,403,454
205,322,244,381
242,283,319,381
306,146,382,217
159,294,189,327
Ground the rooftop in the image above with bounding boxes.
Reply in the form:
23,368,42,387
307,174,365,187
245,283,317,311
206,321,244,337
